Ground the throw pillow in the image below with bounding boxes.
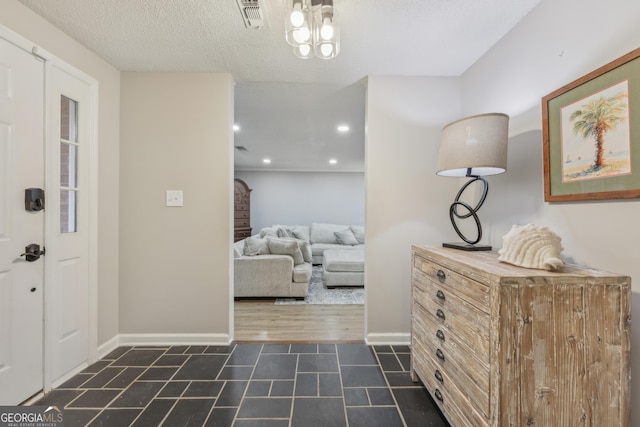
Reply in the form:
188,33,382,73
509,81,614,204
277,227,295,238
243,236,270,256
334,229,359,246
267,237,305,265
292,226,310,242
350,226,365,244
298,240,313,263
259,226,278,239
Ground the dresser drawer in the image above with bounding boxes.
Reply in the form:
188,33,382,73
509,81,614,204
413,302,489,419
412,332,489,427
235,218,250,227
413,269,490,360
235,210,249,219
414,255,489,313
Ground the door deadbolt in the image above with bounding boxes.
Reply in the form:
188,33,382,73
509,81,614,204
20,244,45,262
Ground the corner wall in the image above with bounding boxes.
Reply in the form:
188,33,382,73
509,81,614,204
119,72,233,342
364,76,460,343
461,0,640,423
1,0,121,347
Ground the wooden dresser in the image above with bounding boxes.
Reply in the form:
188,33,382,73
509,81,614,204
411,245,631,427
233,179,252,242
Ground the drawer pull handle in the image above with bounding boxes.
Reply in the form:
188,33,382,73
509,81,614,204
436,309,446,320
434,370,443,383
436,348,445,361
436,329,445,341
434,388,443,402
436,290,445,301
436,269,446,282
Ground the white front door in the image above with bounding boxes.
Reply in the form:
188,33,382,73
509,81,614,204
0,37,45,404
44,64,90,382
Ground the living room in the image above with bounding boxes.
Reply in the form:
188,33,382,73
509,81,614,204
2,0,640,424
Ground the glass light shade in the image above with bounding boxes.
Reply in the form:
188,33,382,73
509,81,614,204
436,113,509,177
285,0,312,47
293,43,314,59
292,27,311,43
320,18,334,40
290,5,304,26
313,1,340,59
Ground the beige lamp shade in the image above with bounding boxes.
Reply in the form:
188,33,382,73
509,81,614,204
436,112,509,177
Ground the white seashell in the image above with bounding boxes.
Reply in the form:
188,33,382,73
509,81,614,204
497,224,564,271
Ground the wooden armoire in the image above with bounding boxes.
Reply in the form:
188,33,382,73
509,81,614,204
234,179,252,242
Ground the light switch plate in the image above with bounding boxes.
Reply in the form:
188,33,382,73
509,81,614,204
166,190,183,207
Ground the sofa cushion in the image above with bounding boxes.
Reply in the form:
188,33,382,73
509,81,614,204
323,248,365,272
267,237,304,265
261,225,310,242
310,223,350,244
291,226,310,243
350,226,365,244
334,229,359,246
244,236,270,256
233,240,244,258
292,262,312,283
298,240,313,263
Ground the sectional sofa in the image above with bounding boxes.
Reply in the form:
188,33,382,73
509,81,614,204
233,223,365,298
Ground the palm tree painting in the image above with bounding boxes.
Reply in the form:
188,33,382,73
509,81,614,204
561,80,631,182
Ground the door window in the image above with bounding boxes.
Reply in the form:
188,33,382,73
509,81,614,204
60,95,78,233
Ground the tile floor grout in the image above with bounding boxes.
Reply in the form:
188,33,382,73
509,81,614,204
32,343,450,427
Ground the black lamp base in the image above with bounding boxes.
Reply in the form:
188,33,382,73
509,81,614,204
442,242,492,251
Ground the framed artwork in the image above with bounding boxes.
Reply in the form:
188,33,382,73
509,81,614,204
542,47,640,202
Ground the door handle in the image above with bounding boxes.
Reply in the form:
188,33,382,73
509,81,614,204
20,243,45,262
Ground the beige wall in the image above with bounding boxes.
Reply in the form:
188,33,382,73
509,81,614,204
119,72,233,338
1,0,121,346
460,0,640,423
364,76,460,341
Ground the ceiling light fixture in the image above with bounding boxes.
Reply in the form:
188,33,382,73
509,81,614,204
329,158,338,164
285,0,340,60
233,124,240,131
337,124,349,133
263,158,272,164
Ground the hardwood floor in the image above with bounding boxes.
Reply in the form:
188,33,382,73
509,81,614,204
234,300,365,342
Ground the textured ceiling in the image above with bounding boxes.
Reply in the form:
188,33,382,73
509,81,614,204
18,0,541,171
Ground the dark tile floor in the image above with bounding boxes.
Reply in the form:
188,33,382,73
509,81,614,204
34,343,450,427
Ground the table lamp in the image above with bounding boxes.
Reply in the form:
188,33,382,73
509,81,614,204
436,112,509,251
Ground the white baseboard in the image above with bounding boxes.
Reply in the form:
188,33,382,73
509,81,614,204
50,361,89,390
96,334,120,360
365,332,411,346
118,333,232,347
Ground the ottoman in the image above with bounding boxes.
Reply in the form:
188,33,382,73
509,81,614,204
322,248,365,288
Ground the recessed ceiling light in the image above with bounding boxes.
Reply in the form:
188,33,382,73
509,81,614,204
233,124,240,132
263,158,271,164
337,125,349,133
329,159,338,165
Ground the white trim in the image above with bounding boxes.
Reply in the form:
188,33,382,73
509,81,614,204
365,333,411,346
50,362,89,389
118,333,232,346
0,25,99,395
96,335,120,360
0,25,52,61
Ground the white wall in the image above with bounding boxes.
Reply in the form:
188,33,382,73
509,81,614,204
234,171,365,231
365,76,461,343
119,72,233,341
461,0,640,423
1,0,121,347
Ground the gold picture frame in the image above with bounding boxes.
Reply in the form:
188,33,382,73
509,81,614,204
542,47,640,202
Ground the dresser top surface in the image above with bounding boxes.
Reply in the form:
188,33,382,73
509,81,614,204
413,245,629,284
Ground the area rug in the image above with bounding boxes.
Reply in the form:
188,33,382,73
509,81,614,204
275,266,364,305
